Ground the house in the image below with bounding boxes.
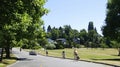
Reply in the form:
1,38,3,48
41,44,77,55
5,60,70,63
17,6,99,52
73,38,80,44
47,38,54,43
56,38,66,45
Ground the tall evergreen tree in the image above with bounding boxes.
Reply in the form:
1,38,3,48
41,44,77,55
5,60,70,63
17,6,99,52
59,26,64,38
94,27,98,34
47,25,52,32
88,21,100,48
88,21,94,31
43,26,46,32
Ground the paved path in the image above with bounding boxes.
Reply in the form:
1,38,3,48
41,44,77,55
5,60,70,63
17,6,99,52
8,48,113,67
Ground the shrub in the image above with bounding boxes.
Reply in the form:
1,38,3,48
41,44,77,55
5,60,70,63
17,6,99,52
46,42,56,49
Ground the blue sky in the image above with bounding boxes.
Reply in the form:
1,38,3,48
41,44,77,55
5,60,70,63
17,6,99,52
42,0,107,35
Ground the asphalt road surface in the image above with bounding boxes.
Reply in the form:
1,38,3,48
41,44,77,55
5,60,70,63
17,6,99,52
7,48,113,67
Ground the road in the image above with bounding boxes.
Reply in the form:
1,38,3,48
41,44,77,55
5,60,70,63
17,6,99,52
8,48,112,67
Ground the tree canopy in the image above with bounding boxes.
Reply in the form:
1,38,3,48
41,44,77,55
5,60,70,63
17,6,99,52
0,0,48,58
102,0,120,56
102,0,120,41
46,23,103,49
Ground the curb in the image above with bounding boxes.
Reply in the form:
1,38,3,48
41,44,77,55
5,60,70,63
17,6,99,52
38,53,120,67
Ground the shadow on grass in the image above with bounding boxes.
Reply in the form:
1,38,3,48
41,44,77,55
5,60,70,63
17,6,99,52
92,58,120,61
91,58,120,67
1,57,32,65
2,61,9,65
3,56,17,59
1,57,17,65
111,54,120,56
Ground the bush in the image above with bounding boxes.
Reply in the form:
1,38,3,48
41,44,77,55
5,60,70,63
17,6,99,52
46,42,56,49
100,43,108,48
76,44,85,48
111,41,120,48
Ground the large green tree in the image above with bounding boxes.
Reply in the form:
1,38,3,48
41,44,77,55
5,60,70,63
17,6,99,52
102,0,120,55
64,25,73,47
79,29,88,45
0,0,48,58
51,27,59,40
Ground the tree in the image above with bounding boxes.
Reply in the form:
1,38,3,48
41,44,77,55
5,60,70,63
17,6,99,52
59,26,64,38
47,25,52,33
79,29,88,45
88,21,94,31
51,27,59,40
72,29,79,38
64,25,73,47
87,21,100,48
0,0,48,58
102,0,120,56
47,25,52,38
43,26,46,32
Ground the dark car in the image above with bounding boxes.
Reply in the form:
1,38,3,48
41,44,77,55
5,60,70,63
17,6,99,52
29,51,37,55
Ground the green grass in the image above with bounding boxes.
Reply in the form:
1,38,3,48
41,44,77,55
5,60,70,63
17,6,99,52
0,54,17,67
36,48,120,66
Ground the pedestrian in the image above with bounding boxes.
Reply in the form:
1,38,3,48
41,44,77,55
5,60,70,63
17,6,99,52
20,47,22,52
46,50,48,56
74,48,79,60
62,51,65,59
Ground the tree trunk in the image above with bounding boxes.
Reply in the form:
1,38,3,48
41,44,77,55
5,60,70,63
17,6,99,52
5,44,10,58
118,48,120,56
0,48,3,61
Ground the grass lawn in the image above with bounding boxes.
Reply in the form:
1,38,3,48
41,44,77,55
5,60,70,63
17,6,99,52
35,48,120,66
0,54,17,67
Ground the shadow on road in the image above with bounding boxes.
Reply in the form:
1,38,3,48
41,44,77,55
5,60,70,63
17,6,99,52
17,58,33,61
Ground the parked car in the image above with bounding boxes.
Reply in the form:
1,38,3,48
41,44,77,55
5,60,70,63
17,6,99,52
29,51,37,55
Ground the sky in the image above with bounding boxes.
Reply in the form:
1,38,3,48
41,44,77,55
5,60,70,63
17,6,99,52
42,0,107,35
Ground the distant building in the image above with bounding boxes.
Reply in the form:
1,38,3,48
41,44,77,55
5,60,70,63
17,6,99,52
47,38,57,44
47,38,54,43
73,38,80,44
56,38,66,45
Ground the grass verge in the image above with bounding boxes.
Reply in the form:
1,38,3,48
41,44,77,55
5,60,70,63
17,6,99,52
34,48,120,66
0,54,17,67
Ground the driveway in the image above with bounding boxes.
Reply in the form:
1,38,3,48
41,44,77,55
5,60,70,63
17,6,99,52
8,48,112,67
